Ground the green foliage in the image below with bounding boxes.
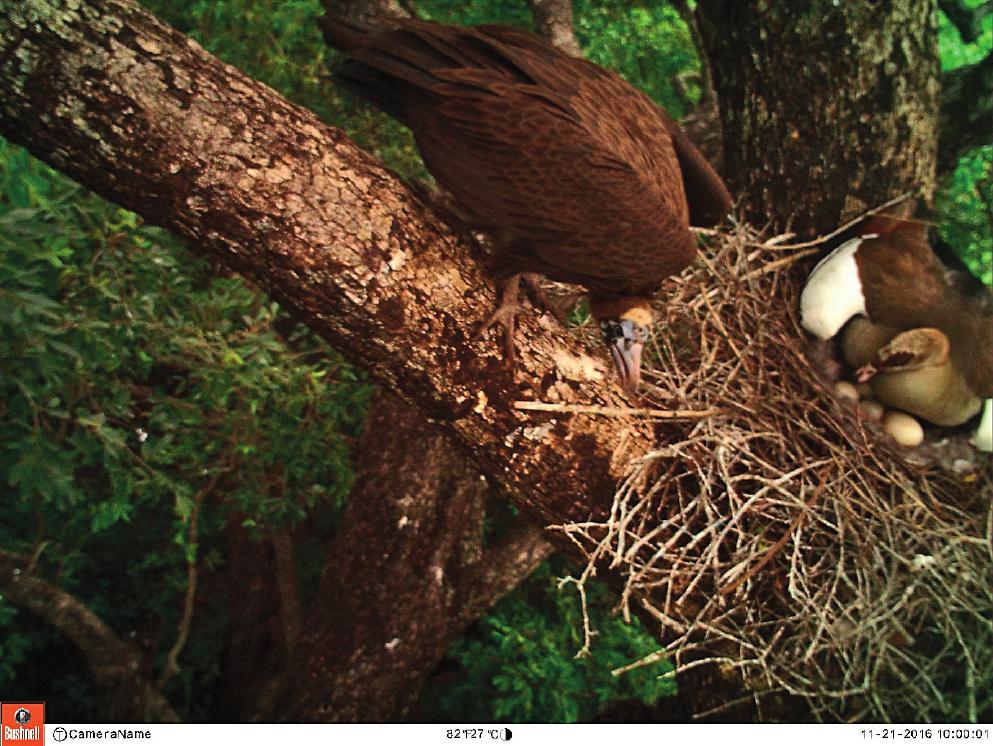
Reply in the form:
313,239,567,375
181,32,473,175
420,561,675,723
0,138,369,719
937,0,992,284
574,1,698,116
936,146,992,285
418,0,699,116
418,0,532,27
938,0,992,71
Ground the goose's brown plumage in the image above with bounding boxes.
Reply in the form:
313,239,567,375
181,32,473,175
323,16,732,387
800,213,993,448
844,216,992,404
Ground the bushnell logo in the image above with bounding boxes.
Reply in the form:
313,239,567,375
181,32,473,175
1,702,44,746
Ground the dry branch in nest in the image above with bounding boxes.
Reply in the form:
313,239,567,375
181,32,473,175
550,222,992,722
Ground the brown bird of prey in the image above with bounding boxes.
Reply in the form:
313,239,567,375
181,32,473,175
323,15,732,389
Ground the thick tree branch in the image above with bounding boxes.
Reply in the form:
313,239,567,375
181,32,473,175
213,522,288,720
271,529,302,654
320,0,408,23
320,0,410,25
0,550,179,722
458,519,553,625
938,52,993,175
0,0,654,540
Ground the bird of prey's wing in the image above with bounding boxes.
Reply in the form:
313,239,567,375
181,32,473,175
331,19,727,295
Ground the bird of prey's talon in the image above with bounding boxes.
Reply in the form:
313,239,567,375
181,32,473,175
473,274,560,364
520,273,564,324
472,275,527,364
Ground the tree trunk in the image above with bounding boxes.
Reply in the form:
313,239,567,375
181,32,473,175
277,389,551,721
697,0,940,235
212,524,289,720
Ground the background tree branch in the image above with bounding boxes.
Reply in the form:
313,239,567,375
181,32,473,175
938,0,989,43
0,550,179,722
938,51,992,175
278,388,552,721
527,0,582,57
319,0,410,23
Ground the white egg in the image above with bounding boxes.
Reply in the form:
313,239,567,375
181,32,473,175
882,411,924,447
834,381,859,402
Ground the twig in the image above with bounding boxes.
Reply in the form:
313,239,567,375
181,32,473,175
691,193,915,252
743,248,820,279
558,575,595,658
717,468,830,596
157,468,227,689
513,401,722,419
756,193,916,251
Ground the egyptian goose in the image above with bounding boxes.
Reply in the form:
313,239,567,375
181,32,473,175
322,16,732,389
800,214,992,451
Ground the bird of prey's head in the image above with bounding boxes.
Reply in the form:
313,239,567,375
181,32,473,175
589,296,653,392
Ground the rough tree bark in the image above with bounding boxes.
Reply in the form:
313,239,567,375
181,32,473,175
321,0,410,24
527,0,582,58
697,0,940,235
0,550,179,722
277,390,551,721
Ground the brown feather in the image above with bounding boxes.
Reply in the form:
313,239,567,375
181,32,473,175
325,16,732,298
852,225,992,397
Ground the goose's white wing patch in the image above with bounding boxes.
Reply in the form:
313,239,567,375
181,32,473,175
799,237,871,340
971,398,992,452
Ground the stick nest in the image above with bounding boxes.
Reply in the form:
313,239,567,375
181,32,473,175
553,223,992,722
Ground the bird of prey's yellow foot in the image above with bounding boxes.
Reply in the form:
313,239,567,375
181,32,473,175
473,273,559,364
